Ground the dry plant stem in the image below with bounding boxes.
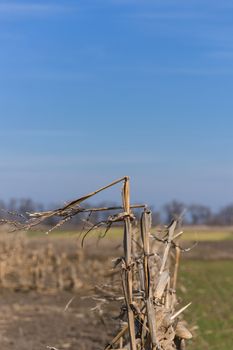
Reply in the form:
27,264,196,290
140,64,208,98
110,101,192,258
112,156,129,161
171,302,192,321
27,176,146,233
122,177,136,350
154,271,169,299
165,276,171,309
159,220,177,275
80,204,146,213
105,325,129,350
119,337,123,348
138,260,145,294
141,316,147,348
131,225,138,293
170,245,181,312
140,209,150,296
28,177,129,223
140,209,157,350
61,176,127,211
172,247,181,291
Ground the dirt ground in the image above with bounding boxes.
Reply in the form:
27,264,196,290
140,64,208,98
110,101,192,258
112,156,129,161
0,236,232,350
0,290,117,350
0,236,123,350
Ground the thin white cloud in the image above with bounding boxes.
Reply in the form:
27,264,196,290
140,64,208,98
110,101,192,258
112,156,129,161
0,129,83,137
0,153,160,169
13,72,93,82
0,66,93,82
162,67,233,76
0,3,76,16
207,49,233,60
126,12,206,20
101,63,233,76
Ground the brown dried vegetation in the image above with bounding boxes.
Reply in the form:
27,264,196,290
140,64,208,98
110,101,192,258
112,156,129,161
0,177,192,350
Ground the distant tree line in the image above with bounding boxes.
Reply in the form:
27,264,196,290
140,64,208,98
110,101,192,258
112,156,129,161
152,200,233,226
0,198,233,227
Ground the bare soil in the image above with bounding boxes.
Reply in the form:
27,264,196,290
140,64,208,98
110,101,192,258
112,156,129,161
0,290,117,350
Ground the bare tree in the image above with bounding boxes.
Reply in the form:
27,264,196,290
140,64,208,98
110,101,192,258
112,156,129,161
189,204,212,225
163,200,185,222
215,204,233,225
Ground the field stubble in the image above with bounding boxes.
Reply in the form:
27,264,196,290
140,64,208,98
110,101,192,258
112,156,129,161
0,227,232,349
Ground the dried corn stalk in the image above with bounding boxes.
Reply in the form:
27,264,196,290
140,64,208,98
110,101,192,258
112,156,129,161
1,176,192,350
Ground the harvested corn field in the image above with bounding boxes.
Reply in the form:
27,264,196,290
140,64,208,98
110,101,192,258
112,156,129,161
0,177,194,350
0,235,232,350
0,177,232,350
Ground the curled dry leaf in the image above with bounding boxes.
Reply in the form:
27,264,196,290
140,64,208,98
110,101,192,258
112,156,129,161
175,322,193,340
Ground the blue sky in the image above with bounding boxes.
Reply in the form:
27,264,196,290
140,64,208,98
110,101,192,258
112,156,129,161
0,0,233,209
